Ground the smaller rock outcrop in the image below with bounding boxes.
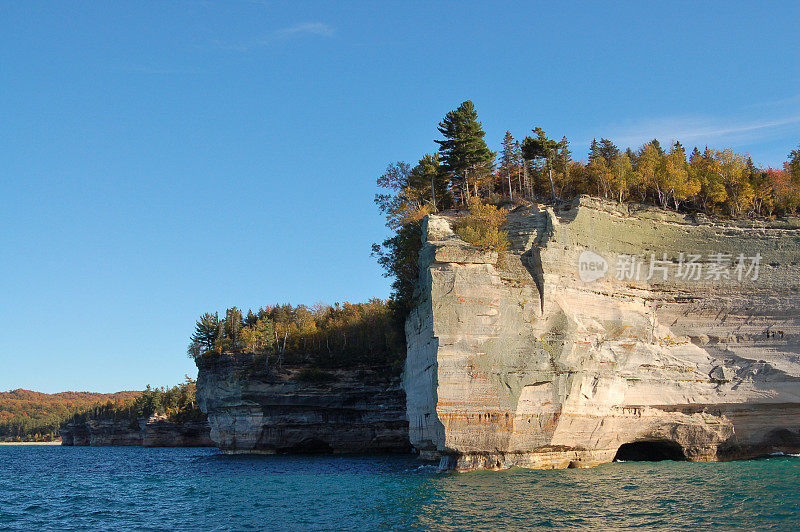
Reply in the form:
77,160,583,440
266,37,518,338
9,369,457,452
60,415,212,447
196,353,409,454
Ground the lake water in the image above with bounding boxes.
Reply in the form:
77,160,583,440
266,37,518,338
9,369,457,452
1,446,799,530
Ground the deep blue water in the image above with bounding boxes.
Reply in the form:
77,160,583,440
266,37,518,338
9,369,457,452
1,446,799,531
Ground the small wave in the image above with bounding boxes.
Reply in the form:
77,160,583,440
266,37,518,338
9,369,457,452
404,464,439,473
789,453,800,457
770,452,786,456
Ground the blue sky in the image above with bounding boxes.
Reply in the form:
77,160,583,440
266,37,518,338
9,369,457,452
2,1,798,393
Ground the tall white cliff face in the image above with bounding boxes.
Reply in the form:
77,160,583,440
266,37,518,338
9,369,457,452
405,197,800,470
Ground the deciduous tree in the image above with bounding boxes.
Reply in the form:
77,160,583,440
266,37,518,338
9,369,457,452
690,147,727,212
522,127,561,201
636,142,667,207
610,152,634,202
665,141,699,210
716,149,753,216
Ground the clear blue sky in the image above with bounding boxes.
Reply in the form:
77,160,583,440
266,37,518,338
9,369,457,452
2,1,798,393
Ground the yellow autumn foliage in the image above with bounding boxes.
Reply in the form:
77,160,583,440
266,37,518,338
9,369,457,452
453,198,510,264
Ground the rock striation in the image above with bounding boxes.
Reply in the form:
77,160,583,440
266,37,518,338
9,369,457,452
195,353,409,454
60,415,212,447
405,196,800,470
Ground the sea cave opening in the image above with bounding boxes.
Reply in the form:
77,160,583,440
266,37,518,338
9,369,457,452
614,440,686,462
290,438,333,454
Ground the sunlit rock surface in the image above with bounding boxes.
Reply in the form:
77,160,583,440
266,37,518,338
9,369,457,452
405,196,800,470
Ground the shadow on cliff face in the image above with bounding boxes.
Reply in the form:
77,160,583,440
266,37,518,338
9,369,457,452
520,248,546,314
614,441,686,462
515,203,566,314
718,428,800,460
551,199,580,224
516,206,552,315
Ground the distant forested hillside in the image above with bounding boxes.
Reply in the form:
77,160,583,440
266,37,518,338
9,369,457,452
0,389,140,441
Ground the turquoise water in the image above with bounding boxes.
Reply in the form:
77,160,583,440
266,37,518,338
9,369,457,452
1,446,799,530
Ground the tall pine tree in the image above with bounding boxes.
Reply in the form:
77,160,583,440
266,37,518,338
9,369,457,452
435,101,495,205
499,131,521,201
556,136,572,195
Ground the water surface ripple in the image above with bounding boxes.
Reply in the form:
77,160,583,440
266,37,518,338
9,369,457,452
1,446,798,530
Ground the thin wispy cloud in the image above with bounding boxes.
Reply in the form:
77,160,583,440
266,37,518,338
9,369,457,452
212,22,336,51
123,65,204,75
567,99,800,165
748,93,800,110
273,22,335,39
602,110,800,152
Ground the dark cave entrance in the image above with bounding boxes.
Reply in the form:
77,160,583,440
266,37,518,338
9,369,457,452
290,438,332,454
614,440,686,462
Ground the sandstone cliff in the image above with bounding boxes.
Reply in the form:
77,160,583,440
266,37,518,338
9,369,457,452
405,197,800,470
60,415,212,447
195,353,409,454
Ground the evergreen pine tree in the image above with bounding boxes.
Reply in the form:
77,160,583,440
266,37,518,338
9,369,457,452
499,131,519,200
598,138,620,166
190,312,219,352
588,139,601,164
650,139,664,156
435,101,495,205
556,136,572,195
224,307,243,349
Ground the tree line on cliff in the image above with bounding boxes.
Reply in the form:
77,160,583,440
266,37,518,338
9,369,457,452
377,100,800,219
187,300,404,373
61,378,205,431
372,100,800,337
185,101,799,376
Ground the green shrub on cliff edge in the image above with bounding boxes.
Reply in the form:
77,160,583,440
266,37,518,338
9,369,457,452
453,197,510,264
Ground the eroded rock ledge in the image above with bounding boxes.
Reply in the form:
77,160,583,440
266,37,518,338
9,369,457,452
405,196,800,471
60,415,212,447
195,353,409,454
